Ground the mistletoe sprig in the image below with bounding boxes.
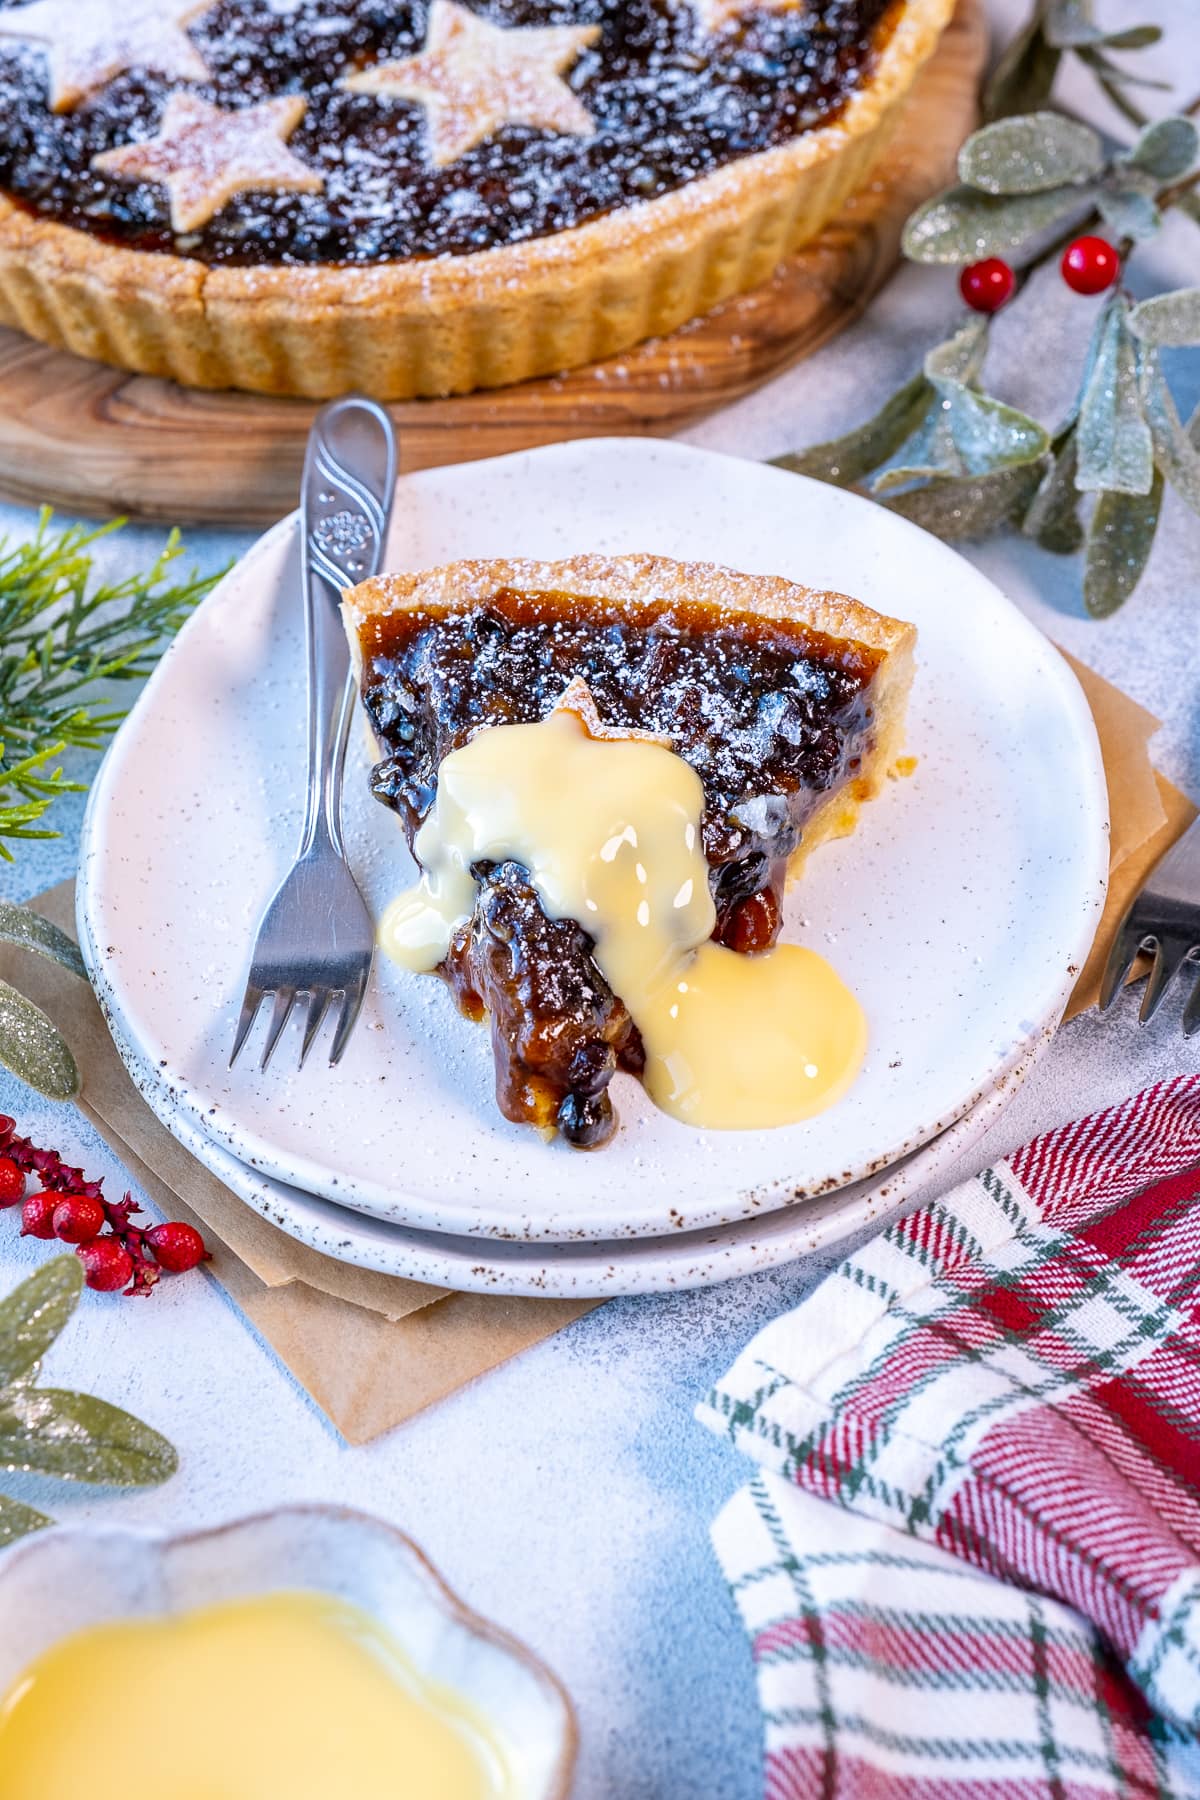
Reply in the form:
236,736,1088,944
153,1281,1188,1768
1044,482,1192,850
0,1259,177,1550
778,94,1200,616
985,0,1174,138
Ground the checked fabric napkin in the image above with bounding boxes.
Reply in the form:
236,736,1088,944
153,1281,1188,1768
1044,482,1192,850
698,1075,1200,1797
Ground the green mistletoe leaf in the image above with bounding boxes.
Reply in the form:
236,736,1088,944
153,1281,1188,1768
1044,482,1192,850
1083,472,1164,617
0,1260,82,1390
924,318,989,385
0,1492,52,1549
958,112,1104,195
1022,429,1085,553
1096,182,1161,243
1123,116,1199,181
1045,2,1161,51
1076,302,1155,496
882,463,1044,541
1128,289,1200,349
1139,356,1200,515
0,1388,178,1488
871,404,961,492
771,374,935,489
903,184,1092,265
983,14,1061,124
943,389,1049,476
920,320,1049,478
0,978,80,1100
1075,43,1170,95
0,900,87,980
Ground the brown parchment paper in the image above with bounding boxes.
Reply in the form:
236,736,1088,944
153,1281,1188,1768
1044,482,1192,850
1,650,1191,1444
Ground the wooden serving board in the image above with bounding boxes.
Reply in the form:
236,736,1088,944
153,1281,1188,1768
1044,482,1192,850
0,0,984,527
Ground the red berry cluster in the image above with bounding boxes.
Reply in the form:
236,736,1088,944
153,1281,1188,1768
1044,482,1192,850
959,235,1120,315
0,1116,209,1296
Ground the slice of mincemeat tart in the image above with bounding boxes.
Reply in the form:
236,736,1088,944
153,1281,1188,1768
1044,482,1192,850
342,554,916,1149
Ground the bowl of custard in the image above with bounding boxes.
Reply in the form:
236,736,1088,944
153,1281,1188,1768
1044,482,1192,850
0,1504,575,1800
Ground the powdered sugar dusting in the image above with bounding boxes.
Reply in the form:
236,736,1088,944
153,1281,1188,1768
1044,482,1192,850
0,0,890,263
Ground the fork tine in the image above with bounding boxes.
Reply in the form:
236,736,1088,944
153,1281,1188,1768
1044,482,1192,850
328,977,368,1067
230,984,265,1068
1099,918,1149,1012
1138,938,1190,1025
259,988,297,1070
299,990,332,1067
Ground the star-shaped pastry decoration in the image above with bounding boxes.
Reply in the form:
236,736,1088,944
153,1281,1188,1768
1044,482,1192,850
342,0,600,169
0,0,213,114
92,93,323,233
552,677,672,748
692,0,805,34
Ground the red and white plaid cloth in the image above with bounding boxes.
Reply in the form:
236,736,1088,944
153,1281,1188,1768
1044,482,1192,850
698,1075,1200,1797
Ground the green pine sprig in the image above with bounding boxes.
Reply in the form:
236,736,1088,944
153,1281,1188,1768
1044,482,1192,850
0,511,221,856
774,15,1200,617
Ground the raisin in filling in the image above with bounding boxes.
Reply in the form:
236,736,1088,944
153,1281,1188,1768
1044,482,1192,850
0,0,895,264
361,587,880,1147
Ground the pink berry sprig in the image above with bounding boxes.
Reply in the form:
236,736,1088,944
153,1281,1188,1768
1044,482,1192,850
0,1115,209,1297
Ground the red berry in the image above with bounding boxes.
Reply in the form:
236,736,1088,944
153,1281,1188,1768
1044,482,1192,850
959,258,1015,314
20,1192,58,1240
1061,236,1120,296
76,1238,134,1293
146,1221,209,1274
52,1194,106,1245
0,1116,14,1146
0,1157,24,1207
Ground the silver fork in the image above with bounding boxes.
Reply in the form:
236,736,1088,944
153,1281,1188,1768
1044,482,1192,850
231,396,397,1070
1100,813,1200,1037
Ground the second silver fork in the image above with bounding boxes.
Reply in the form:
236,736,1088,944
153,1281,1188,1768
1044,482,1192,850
231,396,397,1071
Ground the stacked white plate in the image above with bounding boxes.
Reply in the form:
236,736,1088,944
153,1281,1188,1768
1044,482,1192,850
77,442,1108,1297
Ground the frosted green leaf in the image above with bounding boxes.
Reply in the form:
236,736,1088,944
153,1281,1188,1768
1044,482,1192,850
1076,302,1154,496
983,15,1061,124
0,978,79,1099
921,320,1048,477
1129,289,1200,349
872,402,962,492
903,184,1091,264
1140,357,1200,515
1076,44,1170,93
1043,0,1099,47
772,374,935,488
1083,472,1164,617
1123,116,1199,180
959,113,1103,195
1045,1,1161,50
924,318,989,385
1096,185,1161,242
0,1492,52,1549
882,464,1044,541
1022,430,1084,553
943,389,1049,475
1099,26,1163,49
0,1388,178,1487
0,1260,81,1390
0,900,87,979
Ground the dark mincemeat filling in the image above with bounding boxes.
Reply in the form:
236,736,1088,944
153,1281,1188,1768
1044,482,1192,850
0,0,895,263
362,588,879,1146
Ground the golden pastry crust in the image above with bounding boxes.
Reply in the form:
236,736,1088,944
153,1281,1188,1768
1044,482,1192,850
342,550,917,869
0,0,954,399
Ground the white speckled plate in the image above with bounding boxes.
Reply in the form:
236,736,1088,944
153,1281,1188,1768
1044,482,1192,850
78,440,1108,1245
75,932,1051,1295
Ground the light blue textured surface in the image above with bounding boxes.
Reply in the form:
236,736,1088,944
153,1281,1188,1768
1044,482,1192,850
0,6,1197,1793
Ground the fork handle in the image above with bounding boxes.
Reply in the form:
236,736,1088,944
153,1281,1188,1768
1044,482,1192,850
298,398,396,858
